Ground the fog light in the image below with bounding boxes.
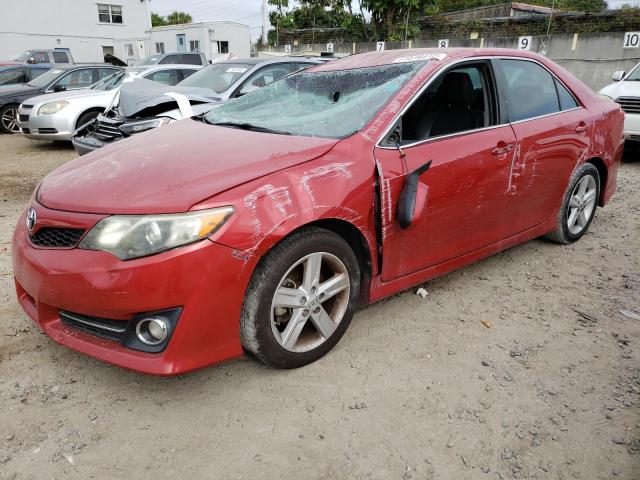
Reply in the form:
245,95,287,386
136,317,168,345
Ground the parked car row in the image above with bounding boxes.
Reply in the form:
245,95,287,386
10,48,625,375
599,62,640,143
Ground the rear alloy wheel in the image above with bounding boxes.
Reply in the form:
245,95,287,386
241,227,360,368
546,163,600,244
0,104,20,134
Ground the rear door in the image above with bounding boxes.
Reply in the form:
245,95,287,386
495,59,590,235
376,60,517,281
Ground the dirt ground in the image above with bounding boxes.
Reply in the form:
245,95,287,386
0,134,638,480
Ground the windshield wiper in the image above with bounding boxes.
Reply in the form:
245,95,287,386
208,121,291,135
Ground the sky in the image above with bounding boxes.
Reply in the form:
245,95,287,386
149,0,640,40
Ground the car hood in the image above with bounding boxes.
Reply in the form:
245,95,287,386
38,119,339,214
26,88,113,106
0,84,37,98
117,77,221,117
599,80,640,99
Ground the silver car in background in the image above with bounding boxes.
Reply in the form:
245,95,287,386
18,64,200,142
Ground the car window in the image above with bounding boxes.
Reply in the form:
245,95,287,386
97,68,119,80
145,69,180,85
27,68,65,88
180,69,198,81
178,63,253,94
91,71,125,90
499,59,560,122
627,64,640,81
239,64,294,91
204,62,425,139
159,55,179,64
181,54,203,65
53,69,95,89
400,63,495,142
30,51,50,64
555,79,579,110
52,51,70,63
0,68,27,85
30,68,50,80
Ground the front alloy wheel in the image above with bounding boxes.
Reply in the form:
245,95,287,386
241,227,360,368
0,105,20,134
271,252,350,353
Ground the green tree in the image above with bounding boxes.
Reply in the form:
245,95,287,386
151,12,166,27
363,0,438,40
165,11,193,25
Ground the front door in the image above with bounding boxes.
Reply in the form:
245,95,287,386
176,34,186,52
375,61,517,281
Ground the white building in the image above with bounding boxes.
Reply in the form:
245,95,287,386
0,0,151,62
146,22,251,62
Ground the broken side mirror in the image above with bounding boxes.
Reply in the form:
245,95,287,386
612,71,626,82
397,160,432,229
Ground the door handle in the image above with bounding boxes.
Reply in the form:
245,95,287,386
575,123,588,133
492,142,513,156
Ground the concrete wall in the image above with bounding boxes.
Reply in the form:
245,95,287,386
148,22,251,62
0,0,151,62
265,31,640,91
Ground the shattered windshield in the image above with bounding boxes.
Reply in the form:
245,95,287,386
178,63,253,93
203,62,424,138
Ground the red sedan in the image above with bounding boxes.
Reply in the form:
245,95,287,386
12,49,624,375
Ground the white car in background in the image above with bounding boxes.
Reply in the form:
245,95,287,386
18,64,201,142
599,63,640,143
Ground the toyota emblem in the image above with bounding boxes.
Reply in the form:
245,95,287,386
26,207,37,232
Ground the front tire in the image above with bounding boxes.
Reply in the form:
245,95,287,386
240,227,361,368
0,104,20,134
545,163,600,244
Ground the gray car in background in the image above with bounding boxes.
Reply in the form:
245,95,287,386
19,65,200,142
72,57,322,154
135,52,207,66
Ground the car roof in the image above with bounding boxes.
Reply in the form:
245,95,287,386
310,47,544,72
0,64,53,71
47,64,123,71
214,57,322,67
127,64,202,72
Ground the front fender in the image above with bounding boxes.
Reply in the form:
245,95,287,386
194,135,378,262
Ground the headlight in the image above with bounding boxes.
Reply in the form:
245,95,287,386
119,117,173,135
78,207,234,260
38,100,69,115
598,93,615,103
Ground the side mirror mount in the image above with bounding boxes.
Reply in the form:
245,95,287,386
52,84,66,92
26,57,36,64
237,84,259,97
612,71,626,82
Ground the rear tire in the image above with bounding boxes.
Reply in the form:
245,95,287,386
240,227,360,369
0,104,20,134
545,163,600,244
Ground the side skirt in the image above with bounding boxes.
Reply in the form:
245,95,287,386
368,216,556,303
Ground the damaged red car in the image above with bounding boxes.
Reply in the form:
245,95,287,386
12,48,624,375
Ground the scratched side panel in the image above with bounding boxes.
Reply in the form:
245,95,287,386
194,134,380,275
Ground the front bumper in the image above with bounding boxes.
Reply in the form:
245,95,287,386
12,204,257,375
71,134,113,155
623,112,640,142
17,108,74,141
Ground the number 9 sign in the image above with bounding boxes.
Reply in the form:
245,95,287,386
518,36,532,50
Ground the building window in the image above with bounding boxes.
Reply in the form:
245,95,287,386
155,42,165,54
125,44,134,57
98,4,123,24
189,40,200,52
216,41,229,54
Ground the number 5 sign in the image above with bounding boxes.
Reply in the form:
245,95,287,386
518,36,532,50
624,32,640,48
